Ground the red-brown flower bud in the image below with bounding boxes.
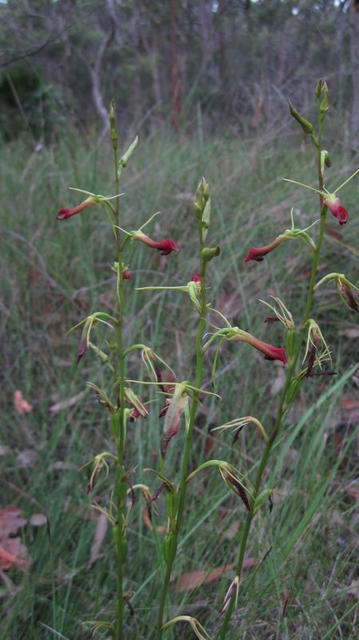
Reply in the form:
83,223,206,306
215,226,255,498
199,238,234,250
76,340,87,364
338,279,359,312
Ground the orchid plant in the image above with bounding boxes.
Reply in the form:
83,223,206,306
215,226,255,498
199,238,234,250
57,82,358,639
56,104,180,640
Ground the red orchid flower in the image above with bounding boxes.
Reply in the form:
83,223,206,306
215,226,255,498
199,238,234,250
248,336,287,363
123,269,131,280
133,231,179,255
237,333,287,364
244,236,284,262
324,195,349,225
56,197,96,221
191,273,201,283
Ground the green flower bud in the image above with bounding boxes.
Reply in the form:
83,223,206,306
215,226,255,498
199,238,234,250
201,197,211,241
194,177,210,219
289,101,314,135
119,136,139,173
321,150,331,173
324,151,331,167
315,79,325,99
201,246,220,263
109,100,118,150
319,82,328,121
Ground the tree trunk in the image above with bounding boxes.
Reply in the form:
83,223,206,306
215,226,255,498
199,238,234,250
170,0,180,130
349,0,359,148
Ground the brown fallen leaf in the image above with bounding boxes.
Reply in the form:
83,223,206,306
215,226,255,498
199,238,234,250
0,545,25,571
176,558,255,592
0,507,27,538
348,580,359,599
88,514,108,568
339,328,359,339
0,507,29,571
14,391,33,416
341,396,359,411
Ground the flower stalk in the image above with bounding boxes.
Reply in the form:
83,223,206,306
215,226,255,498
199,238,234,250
218,81,330,639
157,179,214,637
111,108,126,640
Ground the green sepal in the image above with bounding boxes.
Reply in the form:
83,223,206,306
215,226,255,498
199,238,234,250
187,281,201,313
315,79,325,99
118,136,138,175
194,177,210,220
110,410,121,438
286,328,297,361
201,196,211,241
166,490,178,530
162,532,176,565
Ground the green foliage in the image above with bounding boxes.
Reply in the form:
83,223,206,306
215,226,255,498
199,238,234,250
0,1,357,135
1,129,358,638
0,63,65,141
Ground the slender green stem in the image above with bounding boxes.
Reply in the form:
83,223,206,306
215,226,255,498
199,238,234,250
115,254,126,640
157,221,207,638
218,109,327,640
112,142,126,640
